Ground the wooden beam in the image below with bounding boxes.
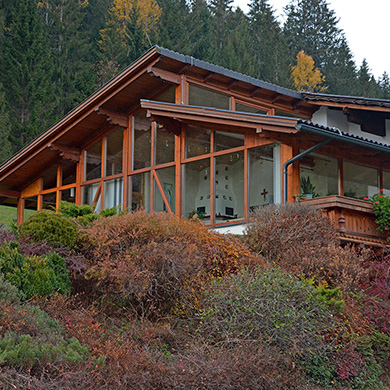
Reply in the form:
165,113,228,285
21,178,43,198
0,189,21,198
203,72,215,83
95,107,128,128
147,66,181,84
48,143,81,162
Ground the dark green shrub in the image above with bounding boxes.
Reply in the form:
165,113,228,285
19,209,78,248
0,242,70,298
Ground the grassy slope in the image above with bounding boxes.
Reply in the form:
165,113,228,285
0,205,35,226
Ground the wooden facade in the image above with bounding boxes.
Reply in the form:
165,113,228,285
0,46,389,246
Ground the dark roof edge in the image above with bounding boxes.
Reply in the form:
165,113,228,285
303,92,390,107
154,46,303,100
297,121,390,153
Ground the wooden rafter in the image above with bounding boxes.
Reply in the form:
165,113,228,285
48,143,81,162
95,107,128,128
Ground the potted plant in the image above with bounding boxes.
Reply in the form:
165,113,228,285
300,176,317,199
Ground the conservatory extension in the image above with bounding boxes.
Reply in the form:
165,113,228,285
0,46,389,246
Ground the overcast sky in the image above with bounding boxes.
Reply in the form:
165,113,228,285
232,0,390,80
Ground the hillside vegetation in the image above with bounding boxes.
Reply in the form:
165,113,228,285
0,203,389,389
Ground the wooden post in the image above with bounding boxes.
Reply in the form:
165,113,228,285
17,197,24,225
280,144,293,203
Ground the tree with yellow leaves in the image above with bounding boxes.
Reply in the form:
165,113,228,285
291,50,327,92
99,0,161,73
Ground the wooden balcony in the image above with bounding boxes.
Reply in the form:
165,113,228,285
302,196,390,247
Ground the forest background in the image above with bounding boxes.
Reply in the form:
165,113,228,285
0,0,388,163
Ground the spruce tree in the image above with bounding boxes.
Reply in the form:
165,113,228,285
379,72,390,99
0,83,13,163
0,0,58,152
248,0,290,86
356,59,381,98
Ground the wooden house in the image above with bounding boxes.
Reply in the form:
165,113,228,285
0,46,389,246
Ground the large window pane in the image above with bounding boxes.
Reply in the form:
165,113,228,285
104,178,123,211
183,159,210,224
129,172,150,212
383,170,390,197
189,85,229,110
42,192,56,210
61,188,76,203
154,167,175,213
343,161,379,199
300,153,338,198
133,110,151,170
215,151,244,221
215,131,244,152
249,146,274,209
186,126,211,158
105,127,123,176
85,140,102,181
82,183,101,212
62,160,77,186
24,196,37,221
43,164,58,190
155,86,175,103
156,126,175,165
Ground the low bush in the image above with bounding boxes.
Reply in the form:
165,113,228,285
245,203,369,291
77,210,262,318
0,242,70,298
19,209,78,248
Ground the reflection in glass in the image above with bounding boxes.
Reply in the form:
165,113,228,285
249,145,274,210
154,167,175,213
183,159,211,224
82,183,101,212
189,85,229,110
215,151,244,221
24,196,37,221
104,178,123,211
186,126,211,158
133,110,151,170
383,170,390,197
156,126,175,164
62,160,77,186
300,153,338,198
129,172,150,212
155,86,175,103
42,192,56,210
343,161,379,199
43,164,58,190
86,140,102,181
215,131,244,152
61,188,76,203
105,127,123,176
236,103,267,115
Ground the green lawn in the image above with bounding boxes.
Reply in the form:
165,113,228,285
0,205,35,227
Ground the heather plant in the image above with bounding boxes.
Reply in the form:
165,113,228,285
19,209,78,248
0,242,70,298
77,210,261,318
245,203,369,291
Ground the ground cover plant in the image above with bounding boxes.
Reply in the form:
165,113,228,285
0,206,389,389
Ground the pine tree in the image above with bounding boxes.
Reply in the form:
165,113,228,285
0,0,58,152
356,59,381,98
0,83,13,163
379,72,390,99
248,0,290,86
291,51,327,92
284,0,356,94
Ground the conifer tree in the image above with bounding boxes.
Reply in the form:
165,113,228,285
248,0,290,86
0,0,58,152
379,72,390,99
0,83,13,163
356,59,381,98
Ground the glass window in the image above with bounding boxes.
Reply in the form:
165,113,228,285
82,183,101,211
42,192,56,210
105,127,123,176
215,131,244,152
186,126,211,158
24,196,37,221
133,110,151,170
61,188,76,203
300,153,338,198
383,170,390,197
154,167,175,213
215,151,244,221
156,126,175,165
43,164,58,190
343,161,379,199
236,103,267,115
188,85,229,110
155,86,175,103
85,140,102,181
129,172,150,212
249,145,274,210
104,178,123,211
62,160,77,186
183,159,211,224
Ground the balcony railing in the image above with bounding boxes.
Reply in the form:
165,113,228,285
302,196,389,247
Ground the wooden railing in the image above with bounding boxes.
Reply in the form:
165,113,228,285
303,196,389,247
